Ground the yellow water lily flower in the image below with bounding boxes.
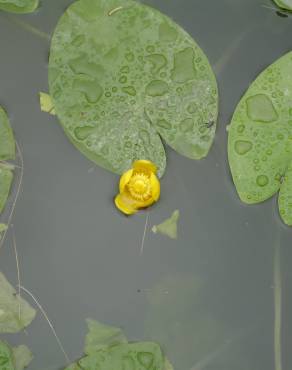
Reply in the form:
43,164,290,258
115,160,160,215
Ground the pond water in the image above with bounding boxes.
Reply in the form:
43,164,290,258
0,0,292,369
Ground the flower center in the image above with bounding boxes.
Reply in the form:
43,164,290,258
128,173,151,201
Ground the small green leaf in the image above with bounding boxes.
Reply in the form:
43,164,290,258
0,0,39,13
0,165,13,215
49,0,218,177
0,223,8,233
0,106,15,161
152,210,180,239
39,92,56,115
273,0,292,10
228,52,292,225
0,341,14,370
84,319,127,355
0,272,36,333
12,345,33,370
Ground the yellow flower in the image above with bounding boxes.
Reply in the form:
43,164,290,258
115,160,160,215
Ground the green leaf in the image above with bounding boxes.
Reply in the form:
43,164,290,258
0,223,7,233
228,52,292,225
273,0,292,10
80,342,165,370
0,272,36,333
39,92,56,115
0,107,15,161
152,210,180,239
0,342,33,370
0,165,13,215
84,319,127,355
12,345,33,370
164,358,174,370
0,0,39,13
49,0,218,177
0,341,14,370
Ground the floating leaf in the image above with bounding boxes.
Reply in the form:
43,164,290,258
152,210,180,239
65,320,173,370
0,342,33,370
0,223,7,233
0,107,15,216
49,0,218,177
12,345,33,370
228,52,292,225
84,319,127,355
0,0,39,13
0,272,36,333
0,165,13,215
0,107,15,161
273,0,292,10
39,92,56,115
80,342,165,370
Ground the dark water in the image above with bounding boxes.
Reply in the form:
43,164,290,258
0,0,292,369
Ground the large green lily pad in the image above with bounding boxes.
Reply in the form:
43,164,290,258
0,272,36,333
0,107,15,215
49,0,218,177
228,52,292,225
0,0,38,13
273,0,292,10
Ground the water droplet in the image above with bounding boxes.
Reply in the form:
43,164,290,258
125,52,134,62
171,48,196,83
257,175,269,187
145,80,169,97
122,86,136,96
73,79,103,103
146,45,155,53
246,94,278,123
234,140,253,155
146,54,167,74
120,66,130,74
112,87,118,92
277,133,284,140
119,76,127,84
105,92,111,97
237,124,245,133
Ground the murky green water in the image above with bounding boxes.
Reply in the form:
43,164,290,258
0,0,292,369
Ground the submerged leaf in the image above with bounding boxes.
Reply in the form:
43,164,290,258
273,0,292,10
152,210,180,239
12,345,33,370
84,319,127,355
0,0,39,13
228,52,292,225
39,92,56,115
49,0,218,177
0,272,36,333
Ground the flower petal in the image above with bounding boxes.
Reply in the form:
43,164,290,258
133,160,157,174
119,169,133,193
115,193,139,215
150,173,161,201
